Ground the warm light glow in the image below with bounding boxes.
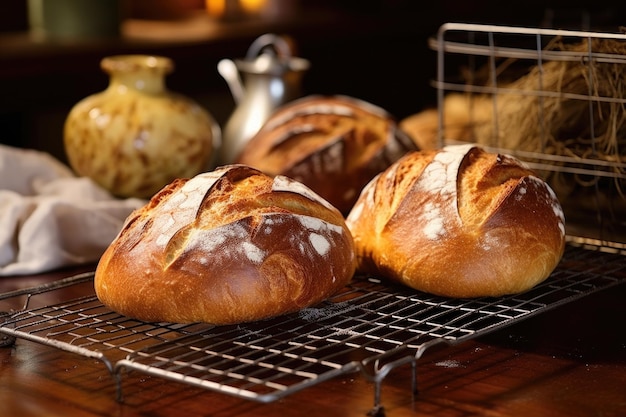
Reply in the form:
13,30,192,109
205,0,225,17
205,0,268,18
240,0,266,13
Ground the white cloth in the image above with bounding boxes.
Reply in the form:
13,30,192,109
0,144,146,276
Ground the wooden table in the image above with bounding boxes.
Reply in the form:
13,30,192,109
1,264,625,417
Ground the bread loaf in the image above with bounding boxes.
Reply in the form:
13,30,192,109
95,165,356,324
236,95,417,214
399,94,492,150
346,145,566,298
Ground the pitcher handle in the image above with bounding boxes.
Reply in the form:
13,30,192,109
245,33,292,60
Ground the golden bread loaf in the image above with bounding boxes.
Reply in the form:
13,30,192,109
95,165,356,324
236,95,417,214
346,145,566,298
399,94,492,150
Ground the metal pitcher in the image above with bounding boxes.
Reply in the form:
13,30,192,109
217,33,310,165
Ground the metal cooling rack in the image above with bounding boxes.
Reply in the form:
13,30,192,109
1,240,625,414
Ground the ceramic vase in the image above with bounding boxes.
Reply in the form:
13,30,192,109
64,54,220,199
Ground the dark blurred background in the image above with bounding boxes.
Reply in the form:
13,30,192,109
1,0,624,162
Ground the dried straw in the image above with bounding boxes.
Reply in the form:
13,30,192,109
463,37,626,202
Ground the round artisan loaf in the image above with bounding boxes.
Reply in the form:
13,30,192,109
346,145,566,298
95,164,356,324
236,95,417,214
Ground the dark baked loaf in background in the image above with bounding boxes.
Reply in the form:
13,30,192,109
236,95,418,214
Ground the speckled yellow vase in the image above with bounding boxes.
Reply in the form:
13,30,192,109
64,55,220,199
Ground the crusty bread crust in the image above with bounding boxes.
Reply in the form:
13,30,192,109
236,95,417,214
95,165,356,324
346,145,566,298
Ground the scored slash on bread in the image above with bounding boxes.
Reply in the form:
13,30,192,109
95,165,356,324
346,144,566,298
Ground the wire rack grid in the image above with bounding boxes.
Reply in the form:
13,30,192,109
1,240,625,415
430,23,626,244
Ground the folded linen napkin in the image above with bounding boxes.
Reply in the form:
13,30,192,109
0,144,146,276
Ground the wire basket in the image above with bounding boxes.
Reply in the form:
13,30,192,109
430,23,626,245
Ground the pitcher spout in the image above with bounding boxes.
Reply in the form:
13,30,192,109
217,58,245,104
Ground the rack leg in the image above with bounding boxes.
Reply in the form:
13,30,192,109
412,360,418,396
0,312,16,347
114,371,124,403
367,380,385,417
